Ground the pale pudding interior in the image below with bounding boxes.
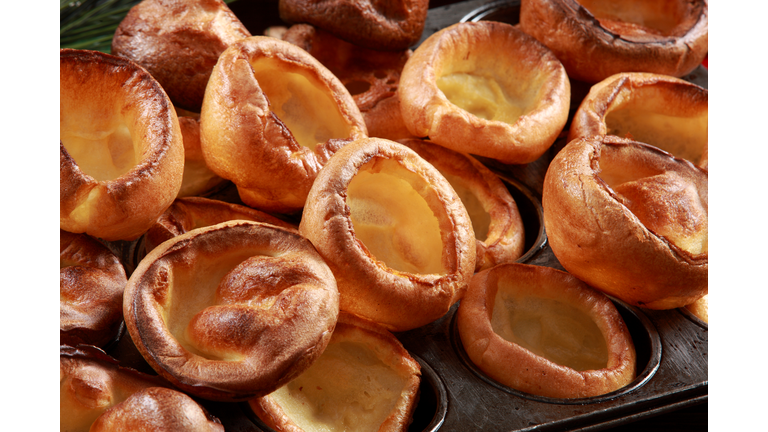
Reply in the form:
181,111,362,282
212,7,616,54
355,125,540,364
577,0,693,36
442,172,491,242
347,157,447,275
491,282,608,371
269,339,407,432
250,57,352,151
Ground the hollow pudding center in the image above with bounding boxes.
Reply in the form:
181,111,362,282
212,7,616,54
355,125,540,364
491,284,608,371
250,57,352,151
437,72,536,124
576,0,693,36
269,339,407,432
347,157,447,275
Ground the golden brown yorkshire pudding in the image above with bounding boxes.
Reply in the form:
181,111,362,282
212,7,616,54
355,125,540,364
542,135,708,310
142,196,297,255
249,312,421,432
278,0,428,51
457,263,636,399
60,230,127,348
281,24,415,141
399,138,525,271
519,0,708,84
60,49,184,242
112,0,251,112
174,108,229,198
200,36,368,214
685,294,708,324
124,220,339,401
398,21,570,165
60,344,170,432
568,73,708,170
89,387,224,432
299,137,476,331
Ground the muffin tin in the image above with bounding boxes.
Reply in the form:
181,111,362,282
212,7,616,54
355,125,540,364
92,0,707,430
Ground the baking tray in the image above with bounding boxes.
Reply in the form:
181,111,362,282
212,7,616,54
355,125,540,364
98,0,708,430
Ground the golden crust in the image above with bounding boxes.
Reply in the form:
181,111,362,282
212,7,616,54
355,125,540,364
542,135,708,309
112,0,251,112
60,230,127,348
398,21,570,164
519,0,708,83
60,49,184,242
175,110,229,198
278,0,428,51
199,36,368,214
684,293,708,324
456,263,636,399
123,220,339,401
399,138,525,271
299,137,476,331
568,72,708,170
249,312,421,432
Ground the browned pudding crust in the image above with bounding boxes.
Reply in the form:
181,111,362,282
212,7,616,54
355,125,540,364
174,109,229,198
60,230,127,348
249,312,421,432
112,0,251,112
568,72,708,170
60,49,184,242
519,0,708,83
398,21,570,165
457,263,636,399
124,220,340,401
278,0,429,51
282,24,415,141
399,138,525,271
199,36,367,214
542,135,707,309
299,137,476,331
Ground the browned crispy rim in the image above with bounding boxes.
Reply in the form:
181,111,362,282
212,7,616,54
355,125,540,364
124,220,339,401
398,21,570,164
456,263,636,399
568,72,708,168
299,137,475,331
60,49,184,241
519,0,708,83
542,135,708,309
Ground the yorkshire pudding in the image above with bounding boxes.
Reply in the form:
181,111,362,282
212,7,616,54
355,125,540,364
124,220,339,401
457,263,636,399
569,72,708,170
60,230,127,348
281,24,415,141
400,138,525,271
685,294,708,324
542,135,708,309
60,344,170,432
112,0,251,112
519,0,708,84
249,312,421,432
60,49,184,242
142,196,297,255
175,108,229,198
200,36,368,214
278,0,429,51
299,137,475,331
398,21,570,164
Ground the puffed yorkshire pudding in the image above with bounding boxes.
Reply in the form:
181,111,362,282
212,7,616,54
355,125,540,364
542,135,708,309
60,345,170,432
278,0,428,51
685,294,708,324
175,108,229,198
398,21,570,165
519,0,708,84
457,263,636,399
299,137,476,331
60,230,127,348
568,72,708,170
399,138,525,271
281,24,415,141
124,220,339,401
112,0,251,112
89,387,224,432
60,49,184,242
249,312,421,432
200,36,367,214
142,196,297,255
